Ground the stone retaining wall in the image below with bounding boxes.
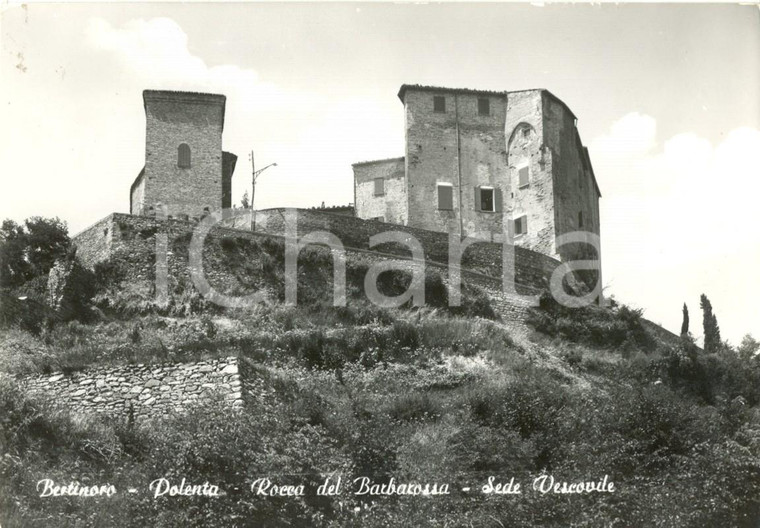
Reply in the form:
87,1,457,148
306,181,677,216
22,357,243,420
227,208,562,291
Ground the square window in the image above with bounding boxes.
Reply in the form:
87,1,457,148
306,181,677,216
478,98,490,116
518,166,530,188
514,215,528,236
438,184,453,210
433,96,446,113
374,178,384,196
480,188,494,212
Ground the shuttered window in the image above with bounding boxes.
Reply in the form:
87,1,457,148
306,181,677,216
514,215,528,235
438,184,453,210
178,143,191,168
374,178,385,196
518,166,530,188
433,96,446,113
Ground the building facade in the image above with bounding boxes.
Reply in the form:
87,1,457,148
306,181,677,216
353,85,601,266
130,90,237,220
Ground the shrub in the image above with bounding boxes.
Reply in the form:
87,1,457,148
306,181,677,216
527,291,655,351
385,392,442,423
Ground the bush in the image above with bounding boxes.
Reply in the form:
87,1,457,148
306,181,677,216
527,291,655,351
385,392,442,423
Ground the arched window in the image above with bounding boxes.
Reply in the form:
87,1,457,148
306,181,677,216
178,143,191,168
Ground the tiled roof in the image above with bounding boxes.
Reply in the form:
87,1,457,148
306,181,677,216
351,156,405,167
397,84,505,101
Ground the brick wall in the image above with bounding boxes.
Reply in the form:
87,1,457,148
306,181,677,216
22,357,243,420
140,91,226,219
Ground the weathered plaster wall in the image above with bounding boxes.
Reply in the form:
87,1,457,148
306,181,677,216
542,95,602,288
403,88,508,240
22,357,243,420
353,157,407,224
130,175,146,216
141,91,225,219
506,90,557,258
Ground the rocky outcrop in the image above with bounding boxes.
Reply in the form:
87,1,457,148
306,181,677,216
46,256,95,320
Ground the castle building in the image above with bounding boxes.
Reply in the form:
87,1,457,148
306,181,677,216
130,90,237,220
353,85,601,265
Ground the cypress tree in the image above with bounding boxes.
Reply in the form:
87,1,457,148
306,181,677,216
680,303,689,336
700,294,721,353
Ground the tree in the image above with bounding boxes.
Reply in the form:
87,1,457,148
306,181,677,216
0,220,30,288
680,303,689,336
23,216,70,277
0,216,70,288
700,294,721,353
240,191,250,209
737,334,759,361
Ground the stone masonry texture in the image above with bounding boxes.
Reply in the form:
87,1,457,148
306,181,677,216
71,210,565,306
353,157,407,225
353,85,602,280
22,357,243,420
131,90,227,220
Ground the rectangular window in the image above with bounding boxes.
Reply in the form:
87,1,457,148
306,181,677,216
374,178,384,196
514,215,528,236
478,98,490,116
578,211,584,228
518,166,530,188
433,96,446,113
480,187,494,212
437,184,453,210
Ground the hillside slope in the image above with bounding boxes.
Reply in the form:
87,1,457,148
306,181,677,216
1,222,759,527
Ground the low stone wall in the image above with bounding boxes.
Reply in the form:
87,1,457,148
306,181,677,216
72,215,115,268
227,208,562,291
22,357,243,420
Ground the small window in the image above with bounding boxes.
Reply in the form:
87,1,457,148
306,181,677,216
437,184,453,210
178,143,191,168
480,188,494,212
514,215,528,236
518,166,530,188
433,96,446,113
370,216,384,222
478,98,490,116
374,178,385,196
578,211,584,228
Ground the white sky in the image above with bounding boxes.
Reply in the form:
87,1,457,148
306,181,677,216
1,3,758,344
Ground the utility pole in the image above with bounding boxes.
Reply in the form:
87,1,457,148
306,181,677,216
250,150,255,231
248,150,277,232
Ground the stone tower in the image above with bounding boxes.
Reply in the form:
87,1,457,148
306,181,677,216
130,90,237,220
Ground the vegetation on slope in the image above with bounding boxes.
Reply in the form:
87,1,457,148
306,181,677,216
1,217,760,527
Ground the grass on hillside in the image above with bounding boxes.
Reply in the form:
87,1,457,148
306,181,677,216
2,232,760,526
